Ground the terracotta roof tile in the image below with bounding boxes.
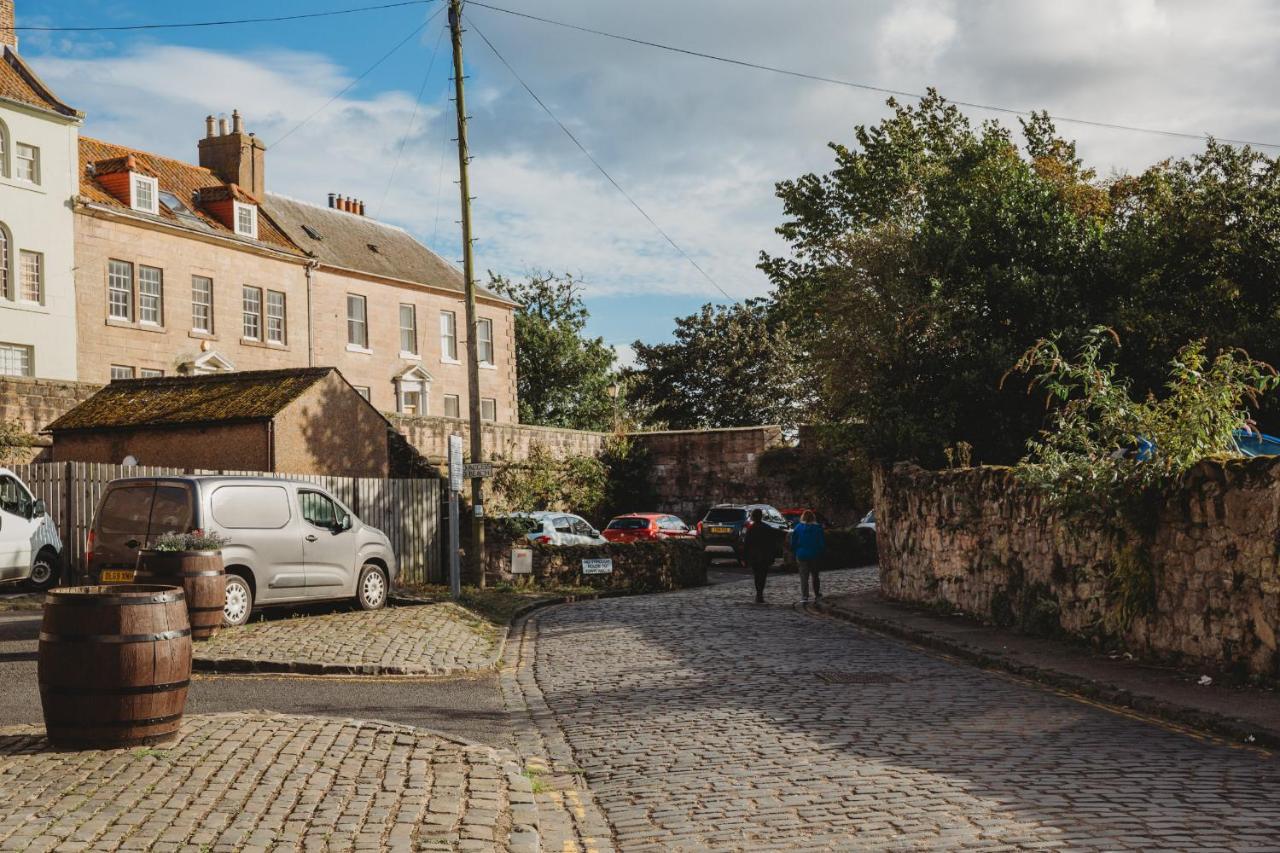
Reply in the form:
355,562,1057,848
78,137,301,255
46,368,337,431
0,47,78,116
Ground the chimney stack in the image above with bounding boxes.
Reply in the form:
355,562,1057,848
1,0,17,49
198,107,267,200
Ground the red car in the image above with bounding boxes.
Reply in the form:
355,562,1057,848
780,508,832,527
602,513,697,543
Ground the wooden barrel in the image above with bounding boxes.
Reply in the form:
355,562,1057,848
38,585,192,748
135,550,227,641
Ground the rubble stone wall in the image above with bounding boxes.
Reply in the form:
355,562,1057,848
874,459,1280,680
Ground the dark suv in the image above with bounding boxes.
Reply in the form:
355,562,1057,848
697,503,789,564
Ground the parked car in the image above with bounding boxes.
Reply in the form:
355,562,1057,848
780,508,833,528
697,503,789,564
0,467,63,591
88,476,397,626
856,510,876,533
506,511,607,546
602,513,696,543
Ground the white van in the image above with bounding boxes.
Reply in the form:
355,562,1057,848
0,467,63,591
88,476,397,626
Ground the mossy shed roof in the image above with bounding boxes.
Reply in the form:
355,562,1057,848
46,368,338,432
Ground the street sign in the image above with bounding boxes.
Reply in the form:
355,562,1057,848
511,548,533,575
464,462,494,479
582,558,613,575
448,435,464,492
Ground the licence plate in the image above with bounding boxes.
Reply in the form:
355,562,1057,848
101,570,135,583
710,526,732,534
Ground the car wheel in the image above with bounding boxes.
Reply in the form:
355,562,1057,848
27,549,61,592
222,574,253,627
356,563,388,611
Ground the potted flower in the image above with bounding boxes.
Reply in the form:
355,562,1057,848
135,531,230,640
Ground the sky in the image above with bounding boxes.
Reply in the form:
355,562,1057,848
16,0,1280,365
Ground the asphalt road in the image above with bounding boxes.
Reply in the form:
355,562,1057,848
0,608,512,749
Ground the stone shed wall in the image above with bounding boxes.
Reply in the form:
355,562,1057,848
875,459,1280,680
0,377,103,462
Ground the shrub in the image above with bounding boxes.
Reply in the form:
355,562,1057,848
152,531,229,552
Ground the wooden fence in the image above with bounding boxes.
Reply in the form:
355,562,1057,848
9,462,441,585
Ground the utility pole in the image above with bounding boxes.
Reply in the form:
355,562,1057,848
449,0,486,588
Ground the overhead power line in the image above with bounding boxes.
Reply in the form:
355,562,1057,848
468,1,1280,151
16,1,435,32
465,15,734,301
269,5,444,149
376,21,449,218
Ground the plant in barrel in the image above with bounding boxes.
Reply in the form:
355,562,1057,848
135,531,230,640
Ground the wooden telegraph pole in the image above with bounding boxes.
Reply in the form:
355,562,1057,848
448,0,485,587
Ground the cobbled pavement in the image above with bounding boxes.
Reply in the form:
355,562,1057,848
518,567,1280,851
0,712,538,852
195,603,499,675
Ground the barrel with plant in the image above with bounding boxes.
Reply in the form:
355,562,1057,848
38,584,192,747
135,531,229,640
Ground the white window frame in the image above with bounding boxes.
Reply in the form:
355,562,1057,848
0,223,11,300
234,202,259,239
110,365,135,381
440,310,458,362
354,386,371,402
191,275,214,333
477,317,494,366
17,251,42,304
347,294,369,351
107,259,134,321
266,290,286,344
138,265,163,326
0,343,32,377
139,368,164,378
480,397,497,422
443,394,461,419
395,366,433,416
0,120,9,179
15,143,38,184
399,303,419,357
131,174,159,214
242,285,262,341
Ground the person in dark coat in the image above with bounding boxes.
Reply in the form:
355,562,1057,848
742,508,783,603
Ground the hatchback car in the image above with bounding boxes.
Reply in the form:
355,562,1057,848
0,467,63,591
602,513,696,543
88,476,397,626
697,503,789,564
507,511,607,546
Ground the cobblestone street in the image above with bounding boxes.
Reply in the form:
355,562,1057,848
523,568,1280,851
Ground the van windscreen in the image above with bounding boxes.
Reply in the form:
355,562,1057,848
97,485,154,536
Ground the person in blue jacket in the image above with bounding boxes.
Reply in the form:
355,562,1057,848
790,510,826,603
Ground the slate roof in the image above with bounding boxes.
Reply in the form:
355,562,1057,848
263,193,510,303
79,137,301,254
0,46,80,117
46,368,336,432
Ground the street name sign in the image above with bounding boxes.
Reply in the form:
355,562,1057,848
448,435,464,492
464,462,494,479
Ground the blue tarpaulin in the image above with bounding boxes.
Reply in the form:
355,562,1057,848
1233,430,1280,457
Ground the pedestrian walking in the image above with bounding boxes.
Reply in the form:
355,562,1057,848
790,510,826,603
742,508,784,604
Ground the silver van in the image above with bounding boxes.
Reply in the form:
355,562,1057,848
88,476,397,626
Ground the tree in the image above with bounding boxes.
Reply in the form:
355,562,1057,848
488,272,618,431
627,299,805,431
761,89,1280,466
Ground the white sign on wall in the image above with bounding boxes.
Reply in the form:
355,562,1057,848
448,435,464,492
511,548,533,575
582,558,614,575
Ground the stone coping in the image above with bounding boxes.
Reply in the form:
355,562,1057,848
193,602,501,676
0,712,539,852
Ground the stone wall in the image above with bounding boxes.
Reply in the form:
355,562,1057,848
483,534,707,593
0,377,102,462
875,459,1280,680
390,414,608,464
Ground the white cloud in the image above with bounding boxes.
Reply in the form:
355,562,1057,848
612,343,637,371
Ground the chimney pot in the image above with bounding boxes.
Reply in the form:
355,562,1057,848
217,115,229,136
205,115,216,139
358,200,366,216
345,198,354,213
328,193,336,209
232,109,243,134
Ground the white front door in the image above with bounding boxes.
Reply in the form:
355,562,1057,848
0,475,36,581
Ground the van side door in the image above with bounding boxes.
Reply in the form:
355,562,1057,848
207,483,304,602
298,489,358,597
0,475,35,581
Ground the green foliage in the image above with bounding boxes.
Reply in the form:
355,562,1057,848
1009,327,1279,518
627,299,806,431
598,435,657,520
762,89,1280,465
0,419,33,463
488,271,618,431
491,444,609,521
152,531,230,552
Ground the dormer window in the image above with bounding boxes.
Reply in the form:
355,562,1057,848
131,174,158,214
234,202,258,239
